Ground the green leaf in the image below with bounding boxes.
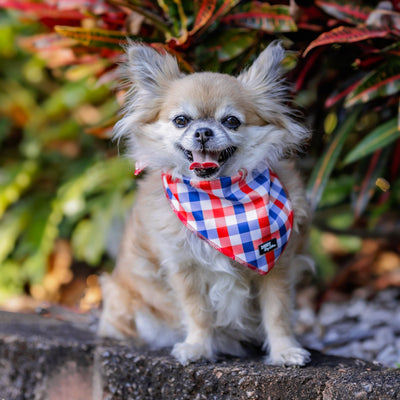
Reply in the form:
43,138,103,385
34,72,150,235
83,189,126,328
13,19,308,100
201,29,256,62
15,199,53,258
351,148,389,219
72,190,120,265
0,160,38,218
23,253,47,285
0,207,29,264
0,261,25,302
222,4,297,33
41,78,109,119
175,0,189,36
19,197,57,284
310,228,337,281
319,175,354,208
154,0,180,36
344,118,400,164
307,107,362,210
72,218,101,265
345,59,400,107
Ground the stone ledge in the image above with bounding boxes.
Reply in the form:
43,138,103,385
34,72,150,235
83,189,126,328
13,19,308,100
0,310,399,400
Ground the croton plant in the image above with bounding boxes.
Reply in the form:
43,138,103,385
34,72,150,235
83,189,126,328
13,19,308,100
0,0,399,299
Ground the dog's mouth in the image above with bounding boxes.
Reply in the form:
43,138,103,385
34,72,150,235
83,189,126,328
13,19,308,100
178,146,237,178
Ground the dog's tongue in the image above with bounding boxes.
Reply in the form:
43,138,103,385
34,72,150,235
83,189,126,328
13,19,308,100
189,151,220,170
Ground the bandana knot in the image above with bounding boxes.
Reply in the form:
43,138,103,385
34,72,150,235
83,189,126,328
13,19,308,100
162,164,293,275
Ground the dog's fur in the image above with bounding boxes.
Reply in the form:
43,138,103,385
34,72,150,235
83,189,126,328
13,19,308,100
98,42,312,366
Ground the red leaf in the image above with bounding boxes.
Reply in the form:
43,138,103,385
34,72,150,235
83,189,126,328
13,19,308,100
391,138,400,179
222,11,296,33
324,80,360,108
350,73,400,106
315,0,372,24
190,0,217,35
295,47,323,92
0,0,85,21
196,0,241,36
54,0,119,14
354,54,385,69
303,25,391,57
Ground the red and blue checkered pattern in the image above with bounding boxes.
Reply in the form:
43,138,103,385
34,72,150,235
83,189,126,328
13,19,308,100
161,163,293,275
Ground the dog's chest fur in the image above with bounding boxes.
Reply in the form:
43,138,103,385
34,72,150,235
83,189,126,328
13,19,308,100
133,171,264,341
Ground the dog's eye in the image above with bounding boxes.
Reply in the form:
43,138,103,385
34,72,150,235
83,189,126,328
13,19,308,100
173,115,190,128
222,116,241,129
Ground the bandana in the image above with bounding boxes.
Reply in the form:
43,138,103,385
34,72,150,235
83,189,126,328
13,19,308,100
161,164,293,275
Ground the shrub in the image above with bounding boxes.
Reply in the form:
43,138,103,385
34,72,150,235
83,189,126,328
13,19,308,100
0,0,399,300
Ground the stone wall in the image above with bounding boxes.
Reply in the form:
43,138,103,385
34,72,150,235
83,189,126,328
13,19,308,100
0,311,399,400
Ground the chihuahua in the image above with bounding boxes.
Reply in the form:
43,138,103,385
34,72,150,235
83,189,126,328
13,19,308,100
98,41,312,366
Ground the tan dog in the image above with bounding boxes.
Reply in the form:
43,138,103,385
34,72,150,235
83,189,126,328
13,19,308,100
98,41,312,366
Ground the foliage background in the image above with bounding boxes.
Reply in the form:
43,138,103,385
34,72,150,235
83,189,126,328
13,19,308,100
0,0,399,309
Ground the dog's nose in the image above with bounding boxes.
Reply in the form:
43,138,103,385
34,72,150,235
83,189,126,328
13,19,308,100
194,128,214,144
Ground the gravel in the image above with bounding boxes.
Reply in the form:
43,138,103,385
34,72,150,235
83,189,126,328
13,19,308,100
296,287,400,367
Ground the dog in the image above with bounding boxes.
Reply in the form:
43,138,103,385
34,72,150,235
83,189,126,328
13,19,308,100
98,41,312,366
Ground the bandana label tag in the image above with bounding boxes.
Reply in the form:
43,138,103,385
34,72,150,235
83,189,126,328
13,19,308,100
258,238,278,255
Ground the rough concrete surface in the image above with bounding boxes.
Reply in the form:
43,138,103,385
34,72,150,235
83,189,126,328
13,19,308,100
0,310,399,400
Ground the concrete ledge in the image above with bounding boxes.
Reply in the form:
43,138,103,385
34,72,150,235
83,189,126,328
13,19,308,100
0,310,399,400
0,311,94,400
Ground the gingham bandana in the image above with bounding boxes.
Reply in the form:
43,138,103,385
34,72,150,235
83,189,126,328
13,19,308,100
161,163,293,275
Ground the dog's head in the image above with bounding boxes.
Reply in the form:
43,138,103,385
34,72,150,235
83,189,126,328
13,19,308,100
115,41,309,179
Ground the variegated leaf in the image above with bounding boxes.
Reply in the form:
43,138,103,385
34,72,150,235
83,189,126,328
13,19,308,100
316,0,372,24
222,4,297,33
303,25,390,57
54,26,146,49
345,59,400,107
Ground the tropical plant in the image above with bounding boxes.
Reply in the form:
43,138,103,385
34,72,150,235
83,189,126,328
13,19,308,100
0,0,306,302
0,0,399,301
301,0,400,220
291,0,400,281
0,8,134,303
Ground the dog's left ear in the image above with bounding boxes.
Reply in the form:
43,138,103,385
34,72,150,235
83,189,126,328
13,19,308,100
125,43,183,97
237,41,285,94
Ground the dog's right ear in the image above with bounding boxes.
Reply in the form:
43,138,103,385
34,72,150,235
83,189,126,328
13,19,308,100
125,44,183,96
237,41,285,100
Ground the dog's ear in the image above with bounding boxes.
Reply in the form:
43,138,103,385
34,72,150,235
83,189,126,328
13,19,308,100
237,41,285,95
124,44,183,96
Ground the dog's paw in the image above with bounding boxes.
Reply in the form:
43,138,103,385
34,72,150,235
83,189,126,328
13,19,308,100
171,342,214,366
265,346,310,367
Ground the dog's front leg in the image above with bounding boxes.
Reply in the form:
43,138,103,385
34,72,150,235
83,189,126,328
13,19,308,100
259,265,310,366
169,268,214,365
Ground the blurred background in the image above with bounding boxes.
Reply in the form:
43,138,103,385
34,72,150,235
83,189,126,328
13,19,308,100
0,0,399,313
